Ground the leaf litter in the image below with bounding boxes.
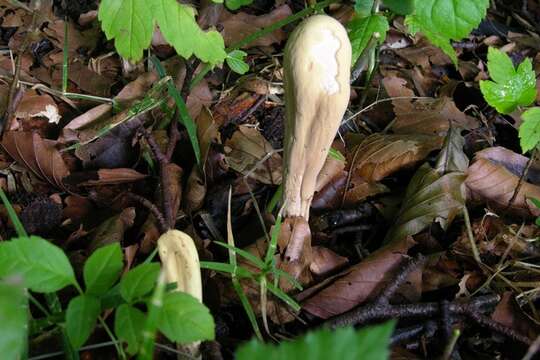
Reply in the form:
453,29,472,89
2,1,540,359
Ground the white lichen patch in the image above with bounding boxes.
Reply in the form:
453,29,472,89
309,29,341,95
31,104,61,124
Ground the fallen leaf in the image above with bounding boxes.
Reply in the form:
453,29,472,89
219,5,292,48
465,147,540,217
225,125,282,185
382,77,478,135
434,127,469,174
349,133,443,182
302,236,416,319
88,207,136,251
64,168,147,186
310,246,348,277
1,131,70,190
12,90,60,127
384,163,466,244
492,292,540,341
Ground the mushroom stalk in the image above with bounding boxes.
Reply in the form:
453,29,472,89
282,14,351,220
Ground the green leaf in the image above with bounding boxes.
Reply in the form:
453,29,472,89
348,14,389,65
98,0,154,61
405,0,489,65
0,236,76,293
157,292,215,343
384,163,466,244
66,295,101,349
115,304,146,355
480,48,537,115
84,243,123,296
226,50,250,75
354,0,374,17
328,147,346,162
236,321,395,360
519,107,540,153
98,0,227,64
120,263,160,303
151,0,226,64
0,279,28,360
383,0,414,15
225,0,253,11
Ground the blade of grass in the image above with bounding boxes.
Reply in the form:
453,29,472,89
62,18,68,94
233,278,262,340
266,184,282,214
266,282,301,312
213,241,265,269
150,56,201,164
0,188,27,237
264,213,282,266
200,261,253,278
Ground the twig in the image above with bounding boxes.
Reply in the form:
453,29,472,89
522,335,540,360
441,329,461,360
142,128,168,165
124,192,168,234
506,148,537,211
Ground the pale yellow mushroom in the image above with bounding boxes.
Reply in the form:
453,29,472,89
282,15,352,220
157,229,202,301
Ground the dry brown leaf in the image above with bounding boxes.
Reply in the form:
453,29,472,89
382,77,478,135
310,246,348,277
212,92,260,127
1,131,70,190
219,5,292,48
302,236,416,319
73,168,147,186
224,125,282,185
185,166,207,213
315,156,346,192
492,292,540,341
12,90,60,127
349,133,443,182
465,147,540,217
162,163,183,224
187,80,212,120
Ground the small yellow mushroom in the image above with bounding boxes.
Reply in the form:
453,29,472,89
282,15,352,220
157,229,202,301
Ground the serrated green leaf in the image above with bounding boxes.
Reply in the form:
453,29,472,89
405,0,489,65
348,14,389,65
98,0,227,64
480,48,537,115
115,304,146,355
225,0,253,10
0,236,76,293
0,279,27,360
151,0,226,64
120,263,160,303
384,163,466,244
383,0,414,15
84,243,123,296
519,107,540,153
354,0,374,17
66,295,101,349
236,321,395,360
157,292,215,343
226,50,250,75
98,0,154,61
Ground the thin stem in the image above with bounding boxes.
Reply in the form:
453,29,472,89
98,316,126,360
463,206,481,264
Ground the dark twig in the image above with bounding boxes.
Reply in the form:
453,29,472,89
325,256,531,346
124,193,168,234
142,128,168,165
506,148,537,211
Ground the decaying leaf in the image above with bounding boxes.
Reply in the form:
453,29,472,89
349,133,443,182
88,207,136,251
465,147,540,217
1,131,70,190
310,246,348,277
302,236,416,319
64,168,147,187
382,77,478,135
434,127,469,173
12,90,60,127
384,164,466,244
224,125,282,185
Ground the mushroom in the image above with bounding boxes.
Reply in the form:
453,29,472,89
277,15,351,287
282,14,352,220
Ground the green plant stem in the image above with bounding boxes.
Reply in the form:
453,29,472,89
138,271,167,360
28,294,51,317
190,0,340,89
0,188,28,237
62,18,68,94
